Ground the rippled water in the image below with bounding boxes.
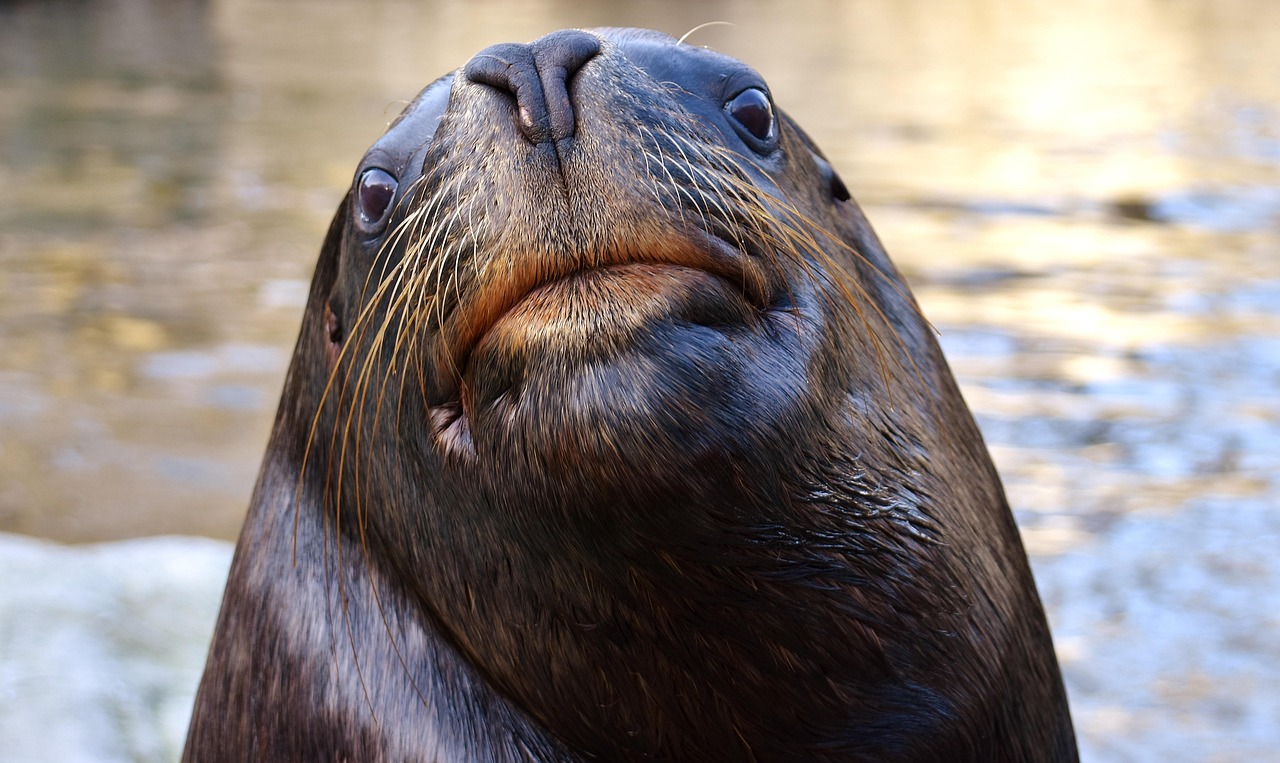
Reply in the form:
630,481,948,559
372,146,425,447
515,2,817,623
1,0,1277,759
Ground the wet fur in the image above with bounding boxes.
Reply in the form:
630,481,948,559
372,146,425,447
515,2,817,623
184,28,1077,762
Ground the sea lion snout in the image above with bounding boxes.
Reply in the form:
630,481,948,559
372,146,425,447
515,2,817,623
463,30,601,147
396,32,813,457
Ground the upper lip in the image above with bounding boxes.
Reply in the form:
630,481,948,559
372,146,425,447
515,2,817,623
422,227,773,407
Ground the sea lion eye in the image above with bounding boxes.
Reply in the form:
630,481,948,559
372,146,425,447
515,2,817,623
725,88,775,144
356,168,398,229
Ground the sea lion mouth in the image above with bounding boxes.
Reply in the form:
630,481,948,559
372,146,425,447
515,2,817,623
421,226,786,454
426,227,776,388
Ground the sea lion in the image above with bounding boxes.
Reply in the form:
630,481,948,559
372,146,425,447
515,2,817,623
183,28,1078,762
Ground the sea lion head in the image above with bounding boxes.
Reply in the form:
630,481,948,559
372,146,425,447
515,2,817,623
323,27,925,475
291,27,1071,761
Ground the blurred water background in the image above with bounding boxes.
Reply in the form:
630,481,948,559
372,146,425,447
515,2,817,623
0,0,1277,761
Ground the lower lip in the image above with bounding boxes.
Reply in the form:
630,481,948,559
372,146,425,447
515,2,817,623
476,262,756,352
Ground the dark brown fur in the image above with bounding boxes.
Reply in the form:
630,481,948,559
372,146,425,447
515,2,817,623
184,28,1077,762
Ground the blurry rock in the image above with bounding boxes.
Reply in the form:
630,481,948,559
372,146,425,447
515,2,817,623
0,534,231,763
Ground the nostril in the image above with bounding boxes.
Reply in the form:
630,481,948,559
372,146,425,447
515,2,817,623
532,29,601,84
463,31,601,147
464,43,535,101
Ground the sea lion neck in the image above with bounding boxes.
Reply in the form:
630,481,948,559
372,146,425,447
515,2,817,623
356,381,985,762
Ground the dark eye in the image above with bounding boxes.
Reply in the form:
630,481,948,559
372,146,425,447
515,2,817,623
725,88,775,144
356,168,397,229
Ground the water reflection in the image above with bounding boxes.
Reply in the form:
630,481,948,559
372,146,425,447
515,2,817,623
1,0,1278,758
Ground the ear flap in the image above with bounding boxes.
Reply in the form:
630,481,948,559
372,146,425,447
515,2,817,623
782,113,851,202
271,193,351,454
780,113,931,354
305,192,351,332
780,112,892,273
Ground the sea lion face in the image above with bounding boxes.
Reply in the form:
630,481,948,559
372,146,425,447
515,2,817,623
309,28,975,759
324,29,920,490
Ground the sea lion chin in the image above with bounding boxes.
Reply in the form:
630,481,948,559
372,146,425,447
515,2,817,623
184,27,1078,763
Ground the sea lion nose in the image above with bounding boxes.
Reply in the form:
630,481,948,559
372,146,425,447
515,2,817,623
463,30,601,147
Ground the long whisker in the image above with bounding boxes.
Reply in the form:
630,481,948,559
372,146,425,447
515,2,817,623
677,21,734,46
